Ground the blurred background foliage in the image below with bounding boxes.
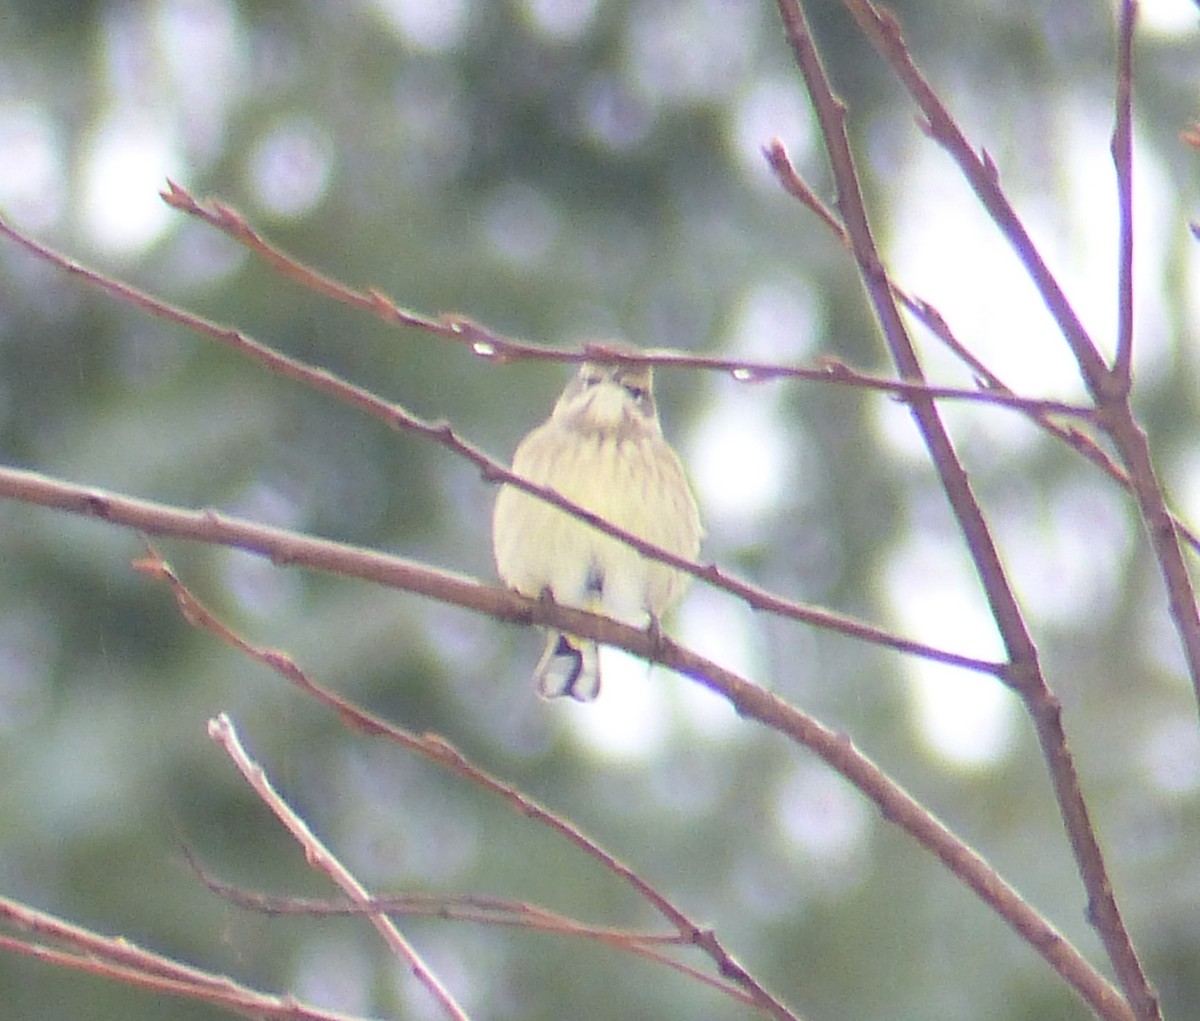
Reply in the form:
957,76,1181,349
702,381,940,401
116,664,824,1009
0,1,1199,1019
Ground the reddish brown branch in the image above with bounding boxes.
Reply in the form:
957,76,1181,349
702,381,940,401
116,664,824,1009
160,180,462,342
1,461,991,689
840,0,1112,392
773,3,1149,1020
185,864,758,1008
0,220,1008,679
0,897,371,1021
1111,0,1136,384
151,555,796,1020
0,53,1161,1021
764,138,1200,562
208,714,472,1021
775,0,1042,679
842,0,1200,748
813,2,1165,1018
138,547,1126,1021
154,184,1096,419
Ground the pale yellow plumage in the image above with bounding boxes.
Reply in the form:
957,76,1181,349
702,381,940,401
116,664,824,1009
492,353,702,700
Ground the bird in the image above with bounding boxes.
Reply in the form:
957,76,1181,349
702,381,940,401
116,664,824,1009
491,350,703,700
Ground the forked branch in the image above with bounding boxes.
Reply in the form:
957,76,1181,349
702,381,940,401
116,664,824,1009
773,1,1158,1018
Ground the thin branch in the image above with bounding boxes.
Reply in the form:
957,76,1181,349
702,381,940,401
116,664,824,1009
139,545,1128,1021
792,3,1156,1017
0,86,1157,1021
774,4,1149,1021
837,0,1200,747
840,0,1112,394
0,168,1153,1020
1111,0,1136,384
186,865,759,1009
765,139,1200,561
776,0,1041,676
762,139,850,240
191,871,681,942
0,897,376,1021
765,136,1022,392
208,714,472,1021
0,466,1004,681
147,550,800,1021
0,18,1168,1021
0,207,1103,679
159,180,463,343
2,197,1096,420
843,1,1200,741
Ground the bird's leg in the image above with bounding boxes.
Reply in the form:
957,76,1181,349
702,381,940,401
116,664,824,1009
645,612,666,665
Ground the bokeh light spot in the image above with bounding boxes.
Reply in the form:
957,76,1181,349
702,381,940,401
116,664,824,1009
372,0,470,52
0,103,66,230
519,0,598,40
565,648,670,761
81,115,180,256
481,182,562,266
247,117,334,218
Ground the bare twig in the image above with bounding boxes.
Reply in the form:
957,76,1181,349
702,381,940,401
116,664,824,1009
1111,0,1136,384
137,545,1127,1020
0,258,1131,1018
148,551,799,1020
765,137,1200,560
208,714,472,1021
158,180,463,343
796,2,1163,1017
839,0,1200,750
773,3,1148,1020
0,896,376,1021
0,203,1103,680
0,49,1162,1021
0,161,1147,1021
0,10,1170,1021
1,197,1096,420
0,456,1002,680
775,0,1041,681
842,1,1112,390
185,863,759,1009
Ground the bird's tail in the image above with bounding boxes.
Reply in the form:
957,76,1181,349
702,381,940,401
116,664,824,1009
534,631,600,701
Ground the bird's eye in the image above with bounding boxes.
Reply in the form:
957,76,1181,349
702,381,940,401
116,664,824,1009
623,384,647,401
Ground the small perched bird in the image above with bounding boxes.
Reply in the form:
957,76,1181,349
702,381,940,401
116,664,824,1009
492,351,703,700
